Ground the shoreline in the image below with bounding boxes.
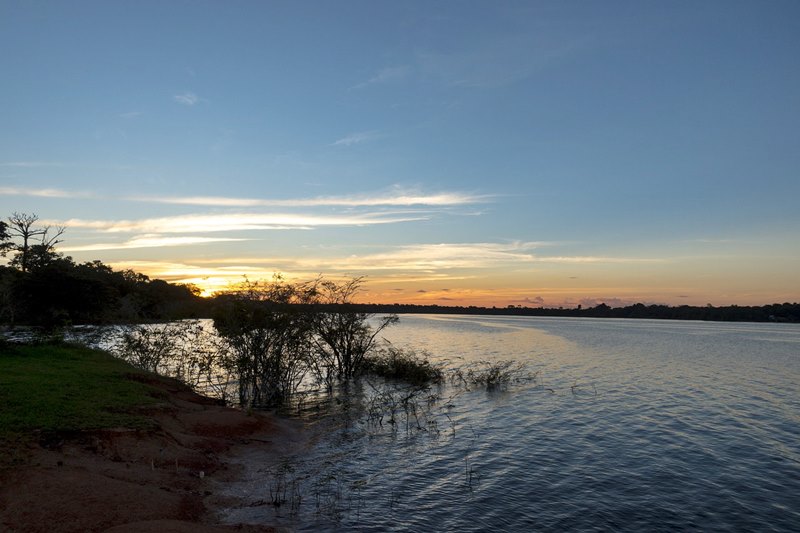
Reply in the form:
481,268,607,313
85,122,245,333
0,374,308,532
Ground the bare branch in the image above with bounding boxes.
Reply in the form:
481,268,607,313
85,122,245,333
40,225,66,248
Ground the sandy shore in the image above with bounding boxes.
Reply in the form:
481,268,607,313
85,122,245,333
0,377,308,533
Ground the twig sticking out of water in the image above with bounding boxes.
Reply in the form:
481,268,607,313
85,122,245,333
570,380,599,398
363,379,435,435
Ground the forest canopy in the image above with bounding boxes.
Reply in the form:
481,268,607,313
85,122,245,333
0,213,203,328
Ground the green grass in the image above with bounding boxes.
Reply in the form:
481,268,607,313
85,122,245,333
0,342,166,442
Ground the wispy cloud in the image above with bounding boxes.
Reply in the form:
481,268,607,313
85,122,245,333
131,189,490,208
102,242,662,300
351,65,411,89
60,235,247,252
0,161,66,168
48,212,426,234
348,242,540,271
187,242,660,276
173,92,202,106
331,131,381,147
417,33,586,89
532,256,662,264
119,111,142,119
341,242,644,272
0,184,488,208
0,186,94,198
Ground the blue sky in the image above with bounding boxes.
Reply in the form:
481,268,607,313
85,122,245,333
1,1,798,306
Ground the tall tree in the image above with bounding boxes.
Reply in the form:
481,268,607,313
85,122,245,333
5,213,64,272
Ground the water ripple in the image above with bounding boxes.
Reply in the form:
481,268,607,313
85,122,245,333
217,316,800,532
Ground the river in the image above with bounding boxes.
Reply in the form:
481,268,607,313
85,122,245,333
213,315,800,531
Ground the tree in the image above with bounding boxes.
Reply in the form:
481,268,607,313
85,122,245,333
0,220,10,255
0,266,21,324
213,276,317,407
310,277,398,384
5,213,65,272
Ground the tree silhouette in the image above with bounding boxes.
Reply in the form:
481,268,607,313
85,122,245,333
0,220,13,260
5,213,65,272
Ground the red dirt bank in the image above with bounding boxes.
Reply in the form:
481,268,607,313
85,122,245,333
0,379,306,532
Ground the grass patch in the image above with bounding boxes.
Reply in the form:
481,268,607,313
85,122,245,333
0,342,166,448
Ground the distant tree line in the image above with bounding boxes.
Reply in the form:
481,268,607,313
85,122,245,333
0,213,205,328
2,212,796,329
344,301,800,323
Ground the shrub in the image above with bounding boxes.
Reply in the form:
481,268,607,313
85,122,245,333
213,276,315,407
450,360,533,391
112,321,219,392
310,277,398,384
364,345,444,387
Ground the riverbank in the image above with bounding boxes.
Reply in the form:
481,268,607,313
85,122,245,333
0,343,306,532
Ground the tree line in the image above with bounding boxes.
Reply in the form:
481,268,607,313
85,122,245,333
0,213,204,328
2,212,795,329
347,301,800,323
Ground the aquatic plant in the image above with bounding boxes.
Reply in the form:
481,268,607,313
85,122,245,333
114,322,192,375
266,460,303,514
110,320,233,397
450,359,536,391
363,344,444,387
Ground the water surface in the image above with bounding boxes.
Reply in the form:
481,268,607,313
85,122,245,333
218,315,800,531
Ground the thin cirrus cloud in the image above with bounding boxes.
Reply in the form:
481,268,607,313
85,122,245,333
105,240,661,297
1,184,488,208
335,242,654,272
331,131,382,146
346,36,582,93
60,235,248,252
131,190,489,208
0,161,66,168
350,65,411,89
190,242,661,275
0,186,95,198
195,242,544,272
417,32,585,89
49,212,427,234
173,92,202,106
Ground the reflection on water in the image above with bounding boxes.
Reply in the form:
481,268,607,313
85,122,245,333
215,315,800,531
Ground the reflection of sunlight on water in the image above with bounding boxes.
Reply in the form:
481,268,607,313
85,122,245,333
380,314,581,364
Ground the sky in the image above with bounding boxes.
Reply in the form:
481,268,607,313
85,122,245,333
1,0,799,307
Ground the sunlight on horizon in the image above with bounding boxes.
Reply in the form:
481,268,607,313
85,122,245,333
1,2,798,308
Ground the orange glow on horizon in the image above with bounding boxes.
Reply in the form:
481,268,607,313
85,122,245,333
108,257,798,309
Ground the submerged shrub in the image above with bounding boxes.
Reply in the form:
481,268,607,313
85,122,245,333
114,323,184,374
213,276,315,407
364,345,444,387
450,360,533,391
309,277,398,384
112,320,219,392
